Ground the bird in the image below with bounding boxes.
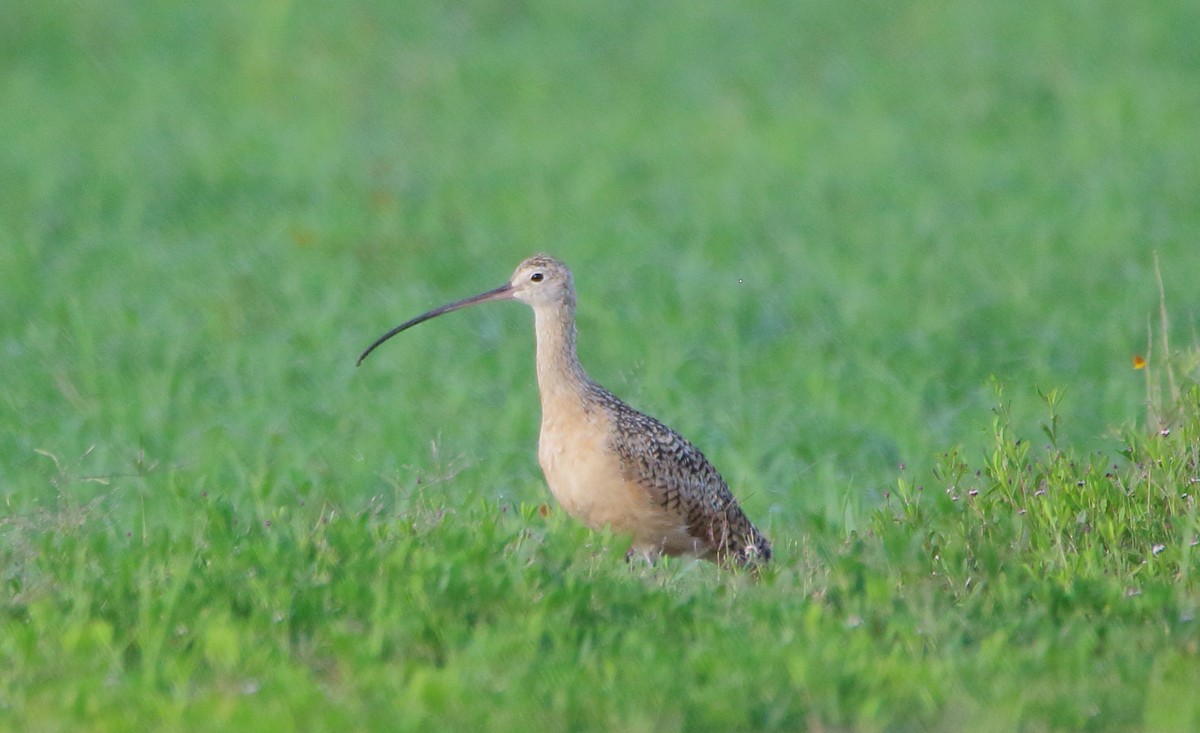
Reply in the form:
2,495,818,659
357,255,771,566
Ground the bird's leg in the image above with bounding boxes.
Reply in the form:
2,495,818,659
624,544,661,567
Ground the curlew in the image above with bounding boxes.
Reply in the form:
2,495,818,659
357,255,771,566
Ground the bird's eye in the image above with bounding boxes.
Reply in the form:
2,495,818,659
530,272,544,282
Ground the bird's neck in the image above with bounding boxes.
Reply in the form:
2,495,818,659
532,302,592,407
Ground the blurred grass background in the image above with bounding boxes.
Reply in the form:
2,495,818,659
5,0,1195,519
2,0,1199,729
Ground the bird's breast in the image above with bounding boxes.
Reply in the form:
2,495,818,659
538,404,616,522
536,399,672,538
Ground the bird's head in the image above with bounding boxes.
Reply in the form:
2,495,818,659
506,254,575,309
355,254,575,366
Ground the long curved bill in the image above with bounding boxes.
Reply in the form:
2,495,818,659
356,282,515,366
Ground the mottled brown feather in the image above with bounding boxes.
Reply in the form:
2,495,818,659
587,382,772,565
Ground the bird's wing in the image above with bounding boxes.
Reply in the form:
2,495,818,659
606,400,768,562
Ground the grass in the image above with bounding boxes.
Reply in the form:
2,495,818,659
2,0,1200,730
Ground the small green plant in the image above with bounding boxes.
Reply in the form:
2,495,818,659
1138,252,1200,432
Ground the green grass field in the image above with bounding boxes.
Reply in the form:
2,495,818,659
3,1,1200,730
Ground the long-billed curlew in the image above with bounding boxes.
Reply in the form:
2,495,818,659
357,255,771,566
